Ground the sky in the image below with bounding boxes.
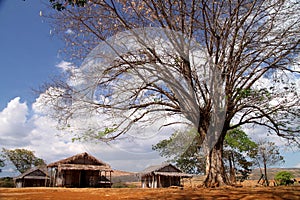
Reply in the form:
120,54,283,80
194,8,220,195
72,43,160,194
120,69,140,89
0,0,299,177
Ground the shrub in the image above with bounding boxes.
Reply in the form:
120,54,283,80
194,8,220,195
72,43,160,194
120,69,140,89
274,171,294,185
0,177,14,187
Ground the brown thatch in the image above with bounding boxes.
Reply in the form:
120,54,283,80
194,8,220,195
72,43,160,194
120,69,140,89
14,167,49,181
141,163,191,177
47,152,111,169
57,164,112,171
153,171,192,178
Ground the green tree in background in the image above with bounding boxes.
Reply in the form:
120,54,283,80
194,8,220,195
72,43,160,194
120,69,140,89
152,129,205,174
153,127,258,182
224,128,258,183
2,148,46,174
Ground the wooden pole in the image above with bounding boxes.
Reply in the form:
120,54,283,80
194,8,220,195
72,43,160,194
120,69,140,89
79,171,81,187
99,171,101,187
110,171,112,187
158,175,160,188
49,169,52,187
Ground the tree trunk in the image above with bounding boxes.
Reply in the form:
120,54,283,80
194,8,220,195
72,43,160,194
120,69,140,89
229,151,236,184
203,139,230,187
264,161,269,186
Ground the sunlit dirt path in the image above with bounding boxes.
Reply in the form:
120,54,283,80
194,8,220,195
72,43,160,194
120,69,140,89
0,186,300,200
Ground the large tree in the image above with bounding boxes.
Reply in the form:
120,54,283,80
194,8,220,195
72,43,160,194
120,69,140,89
40,0,300,186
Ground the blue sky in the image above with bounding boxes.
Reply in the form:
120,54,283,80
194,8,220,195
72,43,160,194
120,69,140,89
0,0,62,109
0,0,299,177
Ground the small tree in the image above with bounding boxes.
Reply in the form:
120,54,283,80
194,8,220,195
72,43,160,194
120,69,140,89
253,141,284,186
274,171,294,186
2,148,46,174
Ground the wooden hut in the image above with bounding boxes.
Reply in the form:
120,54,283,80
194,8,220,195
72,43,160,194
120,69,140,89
14,167,49,188
140,163,192,188
47,152,113,188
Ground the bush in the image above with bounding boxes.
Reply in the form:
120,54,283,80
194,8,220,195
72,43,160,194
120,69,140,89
274,171,294,185
0,177,14,187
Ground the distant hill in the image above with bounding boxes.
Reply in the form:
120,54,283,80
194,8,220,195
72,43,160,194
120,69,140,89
111,170,136,177
111,170,139,183
249,168,300,180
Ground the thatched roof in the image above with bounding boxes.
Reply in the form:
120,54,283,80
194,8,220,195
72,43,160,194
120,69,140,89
57,164,112,171
153,171,192,177
14,167,49,180
141,163,192,178
47,152,112,171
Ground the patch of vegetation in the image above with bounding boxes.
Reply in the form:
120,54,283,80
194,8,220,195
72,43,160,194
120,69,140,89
274,171,294,185
0,177,14,188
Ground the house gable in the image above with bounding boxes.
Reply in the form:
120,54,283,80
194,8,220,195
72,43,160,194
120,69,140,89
65,154,101,165
15,167,48,180
26,169,47,177
158,164,182,173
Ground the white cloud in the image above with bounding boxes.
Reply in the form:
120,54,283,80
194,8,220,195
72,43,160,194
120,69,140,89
55,60,88,87
65,29,75,35
56,60,74,72
0,97,32,146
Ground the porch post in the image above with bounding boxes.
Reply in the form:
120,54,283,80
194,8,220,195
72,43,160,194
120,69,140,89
110,171,112,187
158,175,160,188
99,171,101,187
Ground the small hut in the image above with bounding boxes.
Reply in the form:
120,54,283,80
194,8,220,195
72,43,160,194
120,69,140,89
140,163,192,188
14,167,49,188
47,152,113,188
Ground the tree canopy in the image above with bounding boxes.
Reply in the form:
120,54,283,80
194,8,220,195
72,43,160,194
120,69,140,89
2,148,46,174
274,171,294,186
39,0,300,186
152,129,205,174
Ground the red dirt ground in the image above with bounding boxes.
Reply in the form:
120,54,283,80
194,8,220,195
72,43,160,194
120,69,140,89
0,186,299,200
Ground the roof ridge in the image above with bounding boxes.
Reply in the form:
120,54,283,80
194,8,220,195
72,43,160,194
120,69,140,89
47,152,110,168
